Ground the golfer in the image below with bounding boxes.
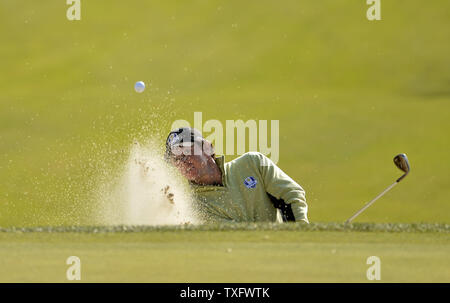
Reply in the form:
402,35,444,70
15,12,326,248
165,127,309,224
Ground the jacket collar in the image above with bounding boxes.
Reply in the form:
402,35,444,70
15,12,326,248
214,155,226,186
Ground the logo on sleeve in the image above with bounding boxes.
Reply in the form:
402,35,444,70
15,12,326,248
244,176,257,189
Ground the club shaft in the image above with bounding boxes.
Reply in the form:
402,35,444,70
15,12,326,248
345,181,398,224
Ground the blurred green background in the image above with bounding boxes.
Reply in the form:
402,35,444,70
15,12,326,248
0,1,449,226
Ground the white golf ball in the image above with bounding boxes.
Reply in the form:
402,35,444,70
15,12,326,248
134,81,145,93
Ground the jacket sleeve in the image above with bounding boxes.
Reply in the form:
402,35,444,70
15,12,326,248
251,152,309,223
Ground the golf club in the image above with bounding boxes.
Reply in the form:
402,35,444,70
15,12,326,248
345,153,410,224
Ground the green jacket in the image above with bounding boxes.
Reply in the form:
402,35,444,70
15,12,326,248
190,152,308,223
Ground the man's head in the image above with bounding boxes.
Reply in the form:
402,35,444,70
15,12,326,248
165,128,221,185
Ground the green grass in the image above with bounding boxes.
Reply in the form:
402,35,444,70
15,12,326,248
0,225,449,282
0,2,449,225
2,222,449,233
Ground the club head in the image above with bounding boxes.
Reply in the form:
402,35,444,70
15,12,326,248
394,153,410,182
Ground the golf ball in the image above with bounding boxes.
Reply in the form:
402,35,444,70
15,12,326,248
134,81,145,93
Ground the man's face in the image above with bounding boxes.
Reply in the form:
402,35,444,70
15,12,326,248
169,141,215,184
